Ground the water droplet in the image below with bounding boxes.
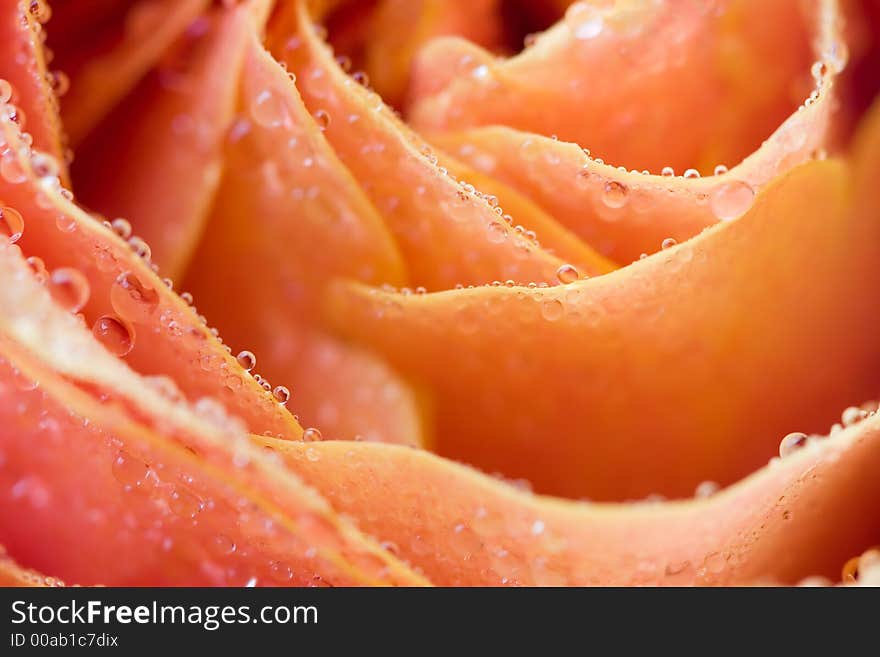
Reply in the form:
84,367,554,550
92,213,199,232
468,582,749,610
602,180,628,208
50,70,70,96
556,264,580,284
661,166,675,177
313,109,331,130
0,153,27,184
26,256,47,282
48,267,90,313
302,427,322,442
236,350,256,372
713,164,729,176
0,206,24,244
111,450,149,489
541,298,564,321
128,236,151,261
251,88,289,129
841,406,867,427
111,272,159,323
30,152,59,179
92,315,135,357
661,238,677,250
683,169,701,179
273,386,290,406
0,79,12,103
842,555,860,583
168,485,203,519
111,218,132,240
566,3,604,40
55,214,76,233
710,181,754,221
779,431,808,458
694,480,720,499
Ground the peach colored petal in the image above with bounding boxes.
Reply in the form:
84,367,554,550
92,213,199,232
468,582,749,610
0,0,67,183
1,95,301,439
364,0,506,108
267,1,571,288
327,158,880,501
59,0,210,145
409,0,841,175
258,409,880,586
73,2,255,277
180,35,421,446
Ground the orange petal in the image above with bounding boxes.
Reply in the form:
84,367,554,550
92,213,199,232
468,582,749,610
439,150,617,273
1,93,301,439
430,62,835,264
72,2,254,277
58,0,210,145
364,0,506,108
0,241,428,586
328,158,880,501
409,0,841,175
180,35,420,447
267,1,572,288
0,0,67,178
260,411,880,585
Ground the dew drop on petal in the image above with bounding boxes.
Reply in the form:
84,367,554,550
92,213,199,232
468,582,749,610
602,180,628,208
661,238,677,250
541,298,564,321
272,385,290,406
111,218,132,240
556,264,580,284
0,79,12,103
694,480,720,499
111,450,149,489
779,431,808,458
111,271,159,323
48,267,90,313
55,214,77,233
92,315,135,357
710,181,754,221
0,206,24,244
313,109,331,130
251,88,289,129
236,350,256,372
302,427,322,442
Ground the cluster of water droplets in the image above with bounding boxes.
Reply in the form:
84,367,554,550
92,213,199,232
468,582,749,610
774,400,877,461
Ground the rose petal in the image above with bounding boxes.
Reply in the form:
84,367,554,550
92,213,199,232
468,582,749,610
327,157,880,501
409,0,840,175
260,410,880,586
58,0,210,145
268,1,571,288
0,0,67,180
1,95,302,439
73,2,255,276
0,241,428,585
178,35,420,446
0,546,63,587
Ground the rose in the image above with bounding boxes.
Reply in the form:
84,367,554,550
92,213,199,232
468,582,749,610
0,0,879,587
